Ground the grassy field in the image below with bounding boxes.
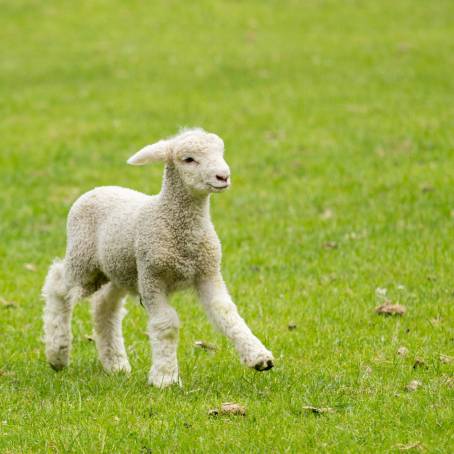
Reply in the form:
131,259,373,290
1,0,453,452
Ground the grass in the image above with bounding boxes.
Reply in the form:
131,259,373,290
0,0,453,452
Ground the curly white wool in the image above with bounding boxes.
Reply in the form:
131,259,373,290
42,128,274,387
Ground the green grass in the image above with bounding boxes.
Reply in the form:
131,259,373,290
1,0,453,452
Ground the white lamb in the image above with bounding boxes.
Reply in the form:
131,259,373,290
42,128,274,388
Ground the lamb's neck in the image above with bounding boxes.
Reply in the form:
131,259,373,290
159,164,210,226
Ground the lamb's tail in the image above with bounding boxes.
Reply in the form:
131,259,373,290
42,259,73,370
42,259,67,302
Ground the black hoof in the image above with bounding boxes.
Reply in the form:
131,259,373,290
254,359,274,371
49,363,65,372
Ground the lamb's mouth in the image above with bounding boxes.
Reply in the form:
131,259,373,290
207,183,230,191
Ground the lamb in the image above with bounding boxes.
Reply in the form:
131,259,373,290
42,128,274,388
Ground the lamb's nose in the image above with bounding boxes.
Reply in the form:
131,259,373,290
216,174,229,182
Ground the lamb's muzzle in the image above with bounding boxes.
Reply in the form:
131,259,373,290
42,127,274,388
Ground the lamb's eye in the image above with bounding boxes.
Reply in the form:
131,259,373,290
183,157,195,163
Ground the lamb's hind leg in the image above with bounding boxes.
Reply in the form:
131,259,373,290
42,259,83,370
91,283,131,373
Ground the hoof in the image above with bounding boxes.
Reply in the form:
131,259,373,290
46,345,70,372
101,354,131,374
103,361,132,374
148,368,181,389
254,359,274,371
49,362,66,372
242,348,274,371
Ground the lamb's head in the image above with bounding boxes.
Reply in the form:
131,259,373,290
128,128,230,195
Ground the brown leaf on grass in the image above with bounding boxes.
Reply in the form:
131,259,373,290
303,406,335,415
323,241,338,250
430,316,442,326
0,369,16,377
194,340,217,351
375,303,406,316
394,441,424,451
24,263,37,272
221,402,246,416
420,184,434,193
0,297,17,309
413,358,426,369
406,380,422,392
209,402,246,417
439,354,453,364
288,322,297,331
397,346,409,357
320,208,334,220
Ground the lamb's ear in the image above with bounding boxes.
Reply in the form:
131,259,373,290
127,140,169,165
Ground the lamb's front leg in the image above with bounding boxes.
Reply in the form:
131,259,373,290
197,274,274,371
141,287,180,388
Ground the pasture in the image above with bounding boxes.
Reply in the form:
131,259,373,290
0,0,453,452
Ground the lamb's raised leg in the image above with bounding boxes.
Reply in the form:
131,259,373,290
197,274,274,371
91,283,131,373
42,259,82,370
141,286,180,388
